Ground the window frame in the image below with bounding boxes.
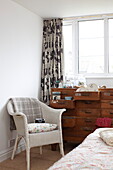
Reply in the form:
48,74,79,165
63,15,113,78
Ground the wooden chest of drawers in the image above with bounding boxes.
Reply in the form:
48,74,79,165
50,88,113,144
74,92,100,142
100,89,113,126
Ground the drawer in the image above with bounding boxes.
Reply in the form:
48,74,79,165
101,109,113,118
63,127,76,137
76,109,100,117
63,127,90,140
63,118,95,140
63,109,76,116
61,90,75,98
62,116,76,128
63,136,84,143
101,100,113,109
75,127,94,137
50,100,75,109
74,92,100,100
76,118,97,127
101,92,113,100
51,88,76,98
75,101,100,109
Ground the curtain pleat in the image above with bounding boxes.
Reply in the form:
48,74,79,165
40,19,64,104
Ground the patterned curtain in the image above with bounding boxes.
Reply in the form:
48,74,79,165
40,19,63,104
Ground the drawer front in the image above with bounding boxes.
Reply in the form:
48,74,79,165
63,118,96,140
101,92,113,100
50,100,74,109
51,88,76,99
74,92,100,100
75,118,95,137
63,127,76,137
76,118,97,127
75,101,100,109
63,125,94,139
76,109,100,117
61,90,75,98
75,127,94,137
101,100,113,109
63,136,84,143
62,116,76,128
63,109,76,116
101,109,113,118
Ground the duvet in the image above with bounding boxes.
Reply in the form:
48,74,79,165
49,128,113,170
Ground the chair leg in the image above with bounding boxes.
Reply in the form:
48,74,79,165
26,147,30,170
11,135,19,160
39,146,42,154
59,143,64,157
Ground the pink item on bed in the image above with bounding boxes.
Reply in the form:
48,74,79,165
95,117,112,127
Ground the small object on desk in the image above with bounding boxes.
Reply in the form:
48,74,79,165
35,118,45,123
76,86,88,92
100,85,106,89
87,83,98,91
59,81,63,88
65,96,72,100
52,92,61,95
53,95,61,100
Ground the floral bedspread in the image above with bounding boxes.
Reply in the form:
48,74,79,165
48,128,113,170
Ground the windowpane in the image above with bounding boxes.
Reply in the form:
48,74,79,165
109,19,113,73
63,24,73,76
79,20,104,74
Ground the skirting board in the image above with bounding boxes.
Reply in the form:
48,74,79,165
0,144,25,162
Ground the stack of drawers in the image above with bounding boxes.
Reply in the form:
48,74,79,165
74,92,101,142
50,88,77,142
100,89,113,123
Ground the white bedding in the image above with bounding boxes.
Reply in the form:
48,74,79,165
48,128,113,170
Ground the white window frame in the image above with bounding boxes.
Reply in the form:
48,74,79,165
63,15,113,78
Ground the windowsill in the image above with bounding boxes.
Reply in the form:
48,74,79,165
85,75,113,79
73,73,113,79
65,73,113,80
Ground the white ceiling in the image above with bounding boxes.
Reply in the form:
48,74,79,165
12,0,113,18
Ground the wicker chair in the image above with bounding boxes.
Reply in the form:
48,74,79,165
7,98,65,170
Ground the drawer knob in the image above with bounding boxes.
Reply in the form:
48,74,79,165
85,119,92,122
82,93,89,96
57,101,65,104
85,101,92,104
83,127,93,131
85,111,92,114
63,116,75,119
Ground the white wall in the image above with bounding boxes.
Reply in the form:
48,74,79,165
0,0,43,161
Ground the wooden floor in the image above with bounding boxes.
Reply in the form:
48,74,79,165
0,143,77,170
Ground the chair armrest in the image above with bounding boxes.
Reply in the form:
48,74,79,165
12,112,28,137
39,101,66,128
7,101,28,135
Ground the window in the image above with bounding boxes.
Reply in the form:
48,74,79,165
63,16,113,77
63,23,73,76
109,19,113,73
79,20,104,74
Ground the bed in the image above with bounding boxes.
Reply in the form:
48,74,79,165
48,128,113,169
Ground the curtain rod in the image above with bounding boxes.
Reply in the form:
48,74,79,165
43,13,113,21
63,13,113,21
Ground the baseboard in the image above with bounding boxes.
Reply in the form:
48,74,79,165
0,144,25,162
